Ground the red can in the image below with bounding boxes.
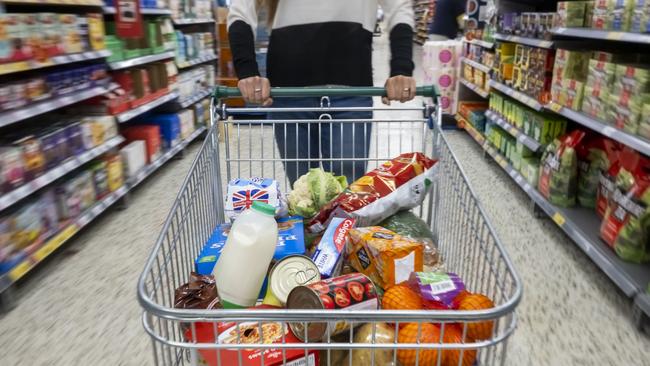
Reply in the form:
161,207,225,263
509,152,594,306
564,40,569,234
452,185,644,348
286,273,378,341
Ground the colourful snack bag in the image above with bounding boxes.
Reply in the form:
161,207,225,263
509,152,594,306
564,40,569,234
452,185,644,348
577,138,619,209
346,226,424,290
408,272,466,309
308,153,437,232
600,156,650,263
538,130,587,207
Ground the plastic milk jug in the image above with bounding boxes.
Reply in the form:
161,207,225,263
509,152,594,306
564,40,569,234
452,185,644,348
213,201,278,308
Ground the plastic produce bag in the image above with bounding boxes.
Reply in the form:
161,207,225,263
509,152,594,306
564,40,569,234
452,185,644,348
287,168,347,218
308,153,437,232
577,138,619,208
538,130,586,207
600,157,650,263
379,210,440,269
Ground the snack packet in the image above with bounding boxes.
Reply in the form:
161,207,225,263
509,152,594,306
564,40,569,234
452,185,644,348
538,130,587,207
224,177,287,220
346,226,424,290
308,153,437,232
577,138,619,208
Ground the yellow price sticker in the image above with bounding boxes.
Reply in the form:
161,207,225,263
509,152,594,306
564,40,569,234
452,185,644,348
499,158,508,168
552,212,566,226
33,225,78,262
606,32,623,41
549,102,562,113
9,261,31,281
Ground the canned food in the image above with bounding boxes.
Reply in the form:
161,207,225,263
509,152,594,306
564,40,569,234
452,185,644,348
269,254,320,305
286,273,378,342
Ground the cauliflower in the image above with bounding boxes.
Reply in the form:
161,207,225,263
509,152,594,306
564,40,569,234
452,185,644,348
288,168,348,218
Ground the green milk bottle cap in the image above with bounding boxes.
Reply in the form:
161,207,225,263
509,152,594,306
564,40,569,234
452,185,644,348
251,201,275,216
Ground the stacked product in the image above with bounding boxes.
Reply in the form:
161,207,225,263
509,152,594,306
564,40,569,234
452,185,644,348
170,0,212,20
422,40,462,114
0,13,106,65
498,12,556,40
457,101,488,132
412,0,435,45
0,153,124,274
174,31,215,64
555,1,595,28
108,62,171,110
554,0,650,33
464,42,495,69
462,62,489,93
464,0,491,41
492,42,515,86
105,17,174,62
177,65,215,100
550,49,590,111
103,0,163,10
0,64,109,112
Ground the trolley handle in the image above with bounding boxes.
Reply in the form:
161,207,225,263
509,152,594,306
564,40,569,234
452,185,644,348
213,85,438,99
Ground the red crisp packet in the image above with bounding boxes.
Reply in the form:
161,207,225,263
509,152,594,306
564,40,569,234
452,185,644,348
184,306,319,366
308,153,437,232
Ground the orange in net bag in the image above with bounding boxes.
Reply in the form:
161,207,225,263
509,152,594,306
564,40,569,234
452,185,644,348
382,285,423,311
346,226,424,290
457,293,495,341
397,323,441,366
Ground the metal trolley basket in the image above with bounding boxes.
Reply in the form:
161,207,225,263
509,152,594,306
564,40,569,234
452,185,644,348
137,86,522,366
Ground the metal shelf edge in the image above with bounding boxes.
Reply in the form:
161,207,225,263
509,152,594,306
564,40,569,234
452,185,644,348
175,53,217,69
494,33,554,49
461,57,491,73
488,80,544,111
178,89,211,108
116,92,180,123
552,27,650,45
0,136,125,212
108,51,175,70
460,79,490,98
465,38,495,49
172,18,215,25
0,50,111,77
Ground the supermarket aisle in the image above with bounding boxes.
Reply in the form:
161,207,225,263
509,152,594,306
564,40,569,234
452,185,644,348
0,146,200,365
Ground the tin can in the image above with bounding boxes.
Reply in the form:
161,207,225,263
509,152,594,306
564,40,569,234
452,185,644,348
269,254,321,305
286,273,378,342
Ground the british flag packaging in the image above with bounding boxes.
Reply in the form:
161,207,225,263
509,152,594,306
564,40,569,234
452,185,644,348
224,178,287,220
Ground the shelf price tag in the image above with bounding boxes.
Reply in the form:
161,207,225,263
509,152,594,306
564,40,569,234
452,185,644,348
549,102,563,113
9,261,31,281
606,32,623,41
33,225,78,262
552,212,566,226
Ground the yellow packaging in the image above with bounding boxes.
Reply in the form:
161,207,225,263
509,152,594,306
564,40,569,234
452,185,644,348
347,227,424,290
87,13,106,51
105,154,124,192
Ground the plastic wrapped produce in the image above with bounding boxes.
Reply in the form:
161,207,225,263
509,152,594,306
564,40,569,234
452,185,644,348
379,210,440,268
538,130,586,207
287,168,347,218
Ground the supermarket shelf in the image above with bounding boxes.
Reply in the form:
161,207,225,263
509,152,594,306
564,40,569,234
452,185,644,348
637,293,650,323
0,0,102,5
0,82,116,128
460,57,491,73
552,27,650,45
460,78,490,98
493,33,554,49
465,38,495,49
0,50,111,77
103,6,172,15
546,102,650,157
462,122,650,315
172,18,214,25
488,80,544,111
127,126,206,189
485,110,542,152
177,89,211,109
175,53,217,69
459,117,487,145
108,51,175,71
0,136,125,212
116,91,179,123
0,185,129,294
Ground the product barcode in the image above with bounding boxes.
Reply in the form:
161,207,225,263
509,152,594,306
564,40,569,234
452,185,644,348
429,280,455,294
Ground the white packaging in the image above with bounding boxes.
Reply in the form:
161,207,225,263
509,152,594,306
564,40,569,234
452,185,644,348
120,141,147,178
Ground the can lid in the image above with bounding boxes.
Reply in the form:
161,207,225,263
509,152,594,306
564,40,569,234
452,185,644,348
270,255,321,304
251,201,275,216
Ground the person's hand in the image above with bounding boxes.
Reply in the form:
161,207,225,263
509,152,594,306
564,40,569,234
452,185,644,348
382,75,417,105
238,76,273,106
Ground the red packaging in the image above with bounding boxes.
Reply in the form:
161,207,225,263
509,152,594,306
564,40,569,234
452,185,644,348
308,153,437,232
596,147,641,218
184,306,319,366
121,125,161,164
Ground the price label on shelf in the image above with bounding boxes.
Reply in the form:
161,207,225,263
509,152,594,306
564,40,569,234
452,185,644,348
33,225,78,262
552,212,566,226
606,32,623,41
549,102,563,113
8,261,31,281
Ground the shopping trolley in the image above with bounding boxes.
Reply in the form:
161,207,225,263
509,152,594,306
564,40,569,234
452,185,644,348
137,86,522,366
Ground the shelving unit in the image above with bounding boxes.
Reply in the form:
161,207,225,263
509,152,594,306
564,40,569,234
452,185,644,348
460,57,491,73
0,82,117,128
1,0,102,4
115,91,180,123
176,52,217,70
466,38,495,49
177,89,211,109
0,136,125,212
172,18,214,25
460,78,490,99
488,80,544,111
485,110,542,152
552,27,650,45
0,50,111,77
108,51,175,71
102,6,172,15
493,33,554,49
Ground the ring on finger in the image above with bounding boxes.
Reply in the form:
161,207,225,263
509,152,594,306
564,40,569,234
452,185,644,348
254,88,262,93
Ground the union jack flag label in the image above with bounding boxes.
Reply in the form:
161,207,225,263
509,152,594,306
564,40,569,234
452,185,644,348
225,178,282,220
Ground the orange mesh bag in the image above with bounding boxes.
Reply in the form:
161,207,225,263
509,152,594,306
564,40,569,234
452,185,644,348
441,325,477,366
457,293,495,341
397,323,441,366
347,226,424,289
382,285,423,310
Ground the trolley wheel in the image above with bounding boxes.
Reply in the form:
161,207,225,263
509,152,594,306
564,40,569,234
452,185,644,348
633,305,649,332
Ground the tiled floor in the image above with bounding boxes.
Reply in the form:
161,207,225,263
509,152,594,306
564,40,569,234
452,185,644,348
1,29,649,366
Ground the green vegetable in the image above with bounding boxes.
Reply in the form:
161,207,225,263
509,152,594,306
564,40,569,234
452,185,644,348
379,210,434,241
287,168,348,218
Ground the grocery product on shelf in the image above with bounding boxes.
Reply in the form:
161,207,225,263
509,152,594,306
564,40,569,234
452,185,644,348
171,0,212,21
213,201,278,309
498,11,555,40
555,1,593,28
120,141,147,179
121,124,161,163
104,17,174,62
577,138,619,208
174,30,214,64
287,168,348,218
539,130,587,207
464,0,490,41
308,152,437,232
409,271,466,309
